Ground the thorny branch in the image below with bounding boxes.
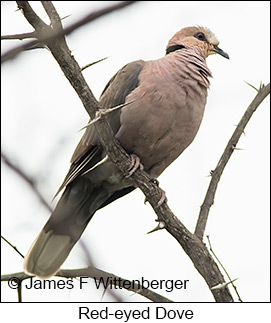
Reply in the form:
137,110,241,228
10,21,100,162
207,236,243,302
1,1,137,63
1,152,52,213
195,83,270,240
1,31,37,40
1,235,25,259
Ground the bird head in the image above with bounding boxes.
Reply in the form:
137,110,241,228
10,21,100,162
166,26,229,59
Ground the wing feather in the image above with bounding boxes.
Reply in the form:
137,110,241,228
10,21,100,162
55,60,145,196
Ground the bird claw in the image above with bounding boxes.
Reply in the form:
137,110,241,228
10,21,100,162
126,154,144,177
154,188,167,209
150,178,159,185
144,178,167,208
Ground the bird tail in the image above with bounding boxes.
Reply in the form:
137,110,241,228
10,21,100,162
23,229,75,279
23,177,109,278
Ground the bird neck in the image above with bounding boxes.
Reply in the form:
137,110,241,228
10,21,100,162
164,48,212,89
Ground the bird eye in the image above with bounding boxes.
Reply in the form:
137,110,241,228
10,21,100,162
194,32,207,41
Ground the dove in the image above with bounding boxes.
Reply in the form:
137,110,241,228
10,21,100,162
24,26,229,278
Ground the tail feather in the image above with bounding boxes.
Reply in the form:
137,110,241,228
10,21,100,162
23,177,110,278
23,230,74,278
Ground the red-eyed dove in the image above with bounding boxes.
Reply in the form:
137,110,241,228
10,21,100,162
24,26,229,278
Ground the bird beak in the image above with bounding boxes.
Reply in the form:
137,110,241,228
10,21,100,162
212,45,229,59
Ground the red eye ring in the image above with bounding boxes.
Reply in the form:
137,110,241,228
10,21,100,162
194,32,207,42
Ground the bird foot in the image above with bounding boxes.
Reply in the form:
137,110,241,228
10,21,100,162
126,154,144,177
144,178,167,208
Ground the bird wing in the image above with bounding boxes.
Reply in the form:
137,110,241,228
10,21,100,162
54,60,145,196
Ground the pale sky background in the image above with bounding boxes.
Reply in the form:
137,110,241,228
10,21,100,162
1,0,270,318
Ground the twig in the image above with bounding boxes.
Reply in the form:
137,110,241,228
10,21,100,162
1,236,24,302
17,1,49,32
17,282,23,302
244,81,259,92
211,278,238,290
195,83,270,240
1,152,52,213
1,31,37,40
1,1,137,63
81,57,108,71
80,100,135,130
207,235,243,302
41,1,62,29
1,235,24,259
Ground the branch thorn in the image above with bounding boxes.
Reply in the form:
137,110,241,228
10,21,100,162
147,220,166,234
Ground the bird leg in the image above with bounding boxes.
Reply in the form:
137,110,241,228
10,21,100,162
126,154,144,177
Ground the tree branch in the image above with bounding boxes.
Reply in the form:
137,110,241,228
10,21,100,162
195,83,270,240
207,235,243,302
16,1,49,32
1,31,37,40
81,57,108,72
1,1,137,63
1,235,25,259
41,1,63,29
1,152,52,213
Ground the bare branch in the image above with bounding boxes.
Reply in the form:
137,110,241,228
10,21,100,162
211,278,238,290
244,81,260,92
207,235,242,302
1,31,37,40
17,281,23,302
16,1,49,32
1,1,137,63
194,83,270,240
41,1,62,29
80,100,135,129
81,57,108,71
1,235,25,259
1,152,52,213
